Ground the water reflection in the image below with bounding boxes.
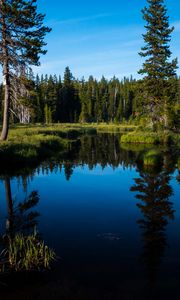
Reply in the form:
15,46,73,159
0,133,179,298
131,165,175,288
0,177,55,274
3,177,39,237
37,133,143,181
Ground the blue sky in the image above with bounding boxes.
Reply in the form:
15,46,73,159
20,1,180,79
34,0,180,80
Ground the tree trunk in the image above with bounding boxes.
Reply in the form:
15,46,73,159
0,0,11,141
1,68,10,140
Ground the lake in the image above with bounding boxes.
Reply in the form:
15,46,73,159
0,133,180,300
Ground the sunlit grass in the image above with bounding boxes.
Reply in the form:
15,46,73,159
120,130,177,145
0,231,56,273
120,132,160,144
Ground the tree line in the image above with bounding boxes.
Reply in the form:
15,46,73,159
0,66,179,127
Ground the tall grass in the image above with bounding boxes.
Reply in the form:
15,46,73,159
0,231,56,273
96,124,137,133
120,131,173,144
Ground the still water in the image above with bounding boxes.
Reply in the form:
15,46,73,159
0,134,180,300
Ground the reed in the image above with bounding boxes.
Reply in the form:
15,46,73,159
0,231,56,272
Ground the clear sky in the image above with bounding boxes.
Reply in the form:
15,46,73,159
34,0,180,80
13,1,180,80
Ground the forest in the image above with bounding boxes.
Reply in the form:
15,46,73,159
0,68,179,128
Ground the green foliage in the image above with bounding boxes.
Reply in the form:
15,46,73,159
0,231,56,272
97,124,137,133
0,0,51,67
138,0,178,129
0,0,51,140
121,132,160,144
1,66,179,129
44,104,53,124
120,129,175,144
0,124,97,164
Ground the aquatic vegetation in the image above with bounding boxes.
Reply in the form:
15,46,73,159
120,131,174,145
121,132,160,144
0,231,56,273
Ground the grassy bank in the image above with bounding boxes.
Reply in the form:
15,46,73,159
0,123,138,164
0,124,97,166
120,130,180,146
0,124,179,169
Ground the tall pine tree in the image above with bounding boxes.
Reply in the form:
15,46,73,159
139,0,178,130
0,0,51,140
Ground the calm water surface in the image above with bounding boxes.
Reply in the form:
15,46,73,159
0,134,180,300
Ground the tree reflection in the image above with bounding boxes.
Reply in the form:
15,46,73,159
0,177,55,273
4,177,39,238
37,133,141,181
131,166,174,286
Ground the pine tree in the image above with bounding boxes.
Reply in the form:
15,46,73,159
139,0,178,129
61,67,79,123
0,0,51,140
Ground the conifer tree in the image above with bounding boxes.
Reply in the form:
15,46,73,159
0,0,51,140
139,0,178,129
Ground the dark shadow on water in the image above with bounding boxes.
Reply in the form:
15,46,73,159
0,177,55,294
131,162,176,298
2,177,40,238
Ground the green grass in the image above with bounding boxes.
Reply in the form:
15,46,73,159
0,123,137,163
8,122,137,134
121,132,160,144
120,131,174,145
0,133,65,163
0,231,56,273
95,123,137,132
